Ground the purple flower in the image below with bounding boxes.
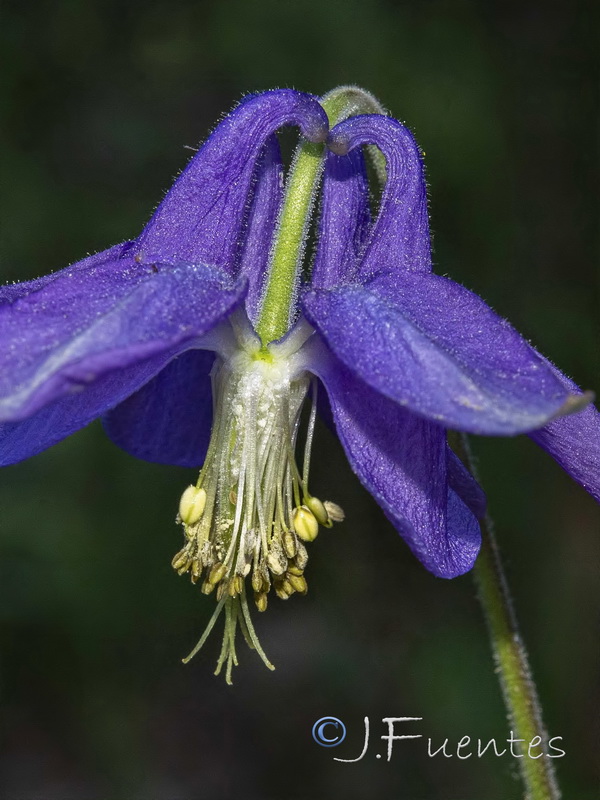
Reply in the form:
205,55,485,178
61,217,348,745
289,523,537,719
1,89,598,679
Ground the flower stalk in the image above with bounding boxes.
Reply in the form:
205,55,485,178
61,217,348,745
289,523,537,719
451,432,561,800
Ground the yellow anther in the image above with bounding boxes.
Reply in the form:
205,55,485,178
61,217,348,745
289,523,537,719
171,548,189,571
324,500,344,523
267,550,287,575
255,592,268,612
177,559,192,576
201,580,214,595
191,558,202,579
294,541,309,570
209,562,227,585
216,583,227,601
178,485,207,526
287,564,304,576
293,505,319,542
251,570,263,593
275,585,291,600
283,531,297,558
288,573,307,594
305,495,328,526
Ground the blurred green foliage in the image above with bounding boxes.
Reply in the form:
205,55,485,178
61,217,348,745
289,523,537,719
1,1,598,798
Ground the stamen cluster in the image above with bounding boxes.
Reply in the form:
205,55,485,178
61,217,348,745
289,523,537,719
170,321,343,681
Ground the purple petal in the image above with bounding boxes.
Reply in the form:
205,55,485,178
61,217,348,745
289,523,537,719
240,135,284,324
311,149,371,288
528,359,600,502
103,349,215,467
0,253,245,424
303,274,577,435
328,114,431,280
313,353,481,578
134,90,328,276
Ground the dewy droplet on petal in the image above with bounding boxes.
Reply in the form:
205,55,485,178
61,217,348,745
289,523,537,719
171,311,344,683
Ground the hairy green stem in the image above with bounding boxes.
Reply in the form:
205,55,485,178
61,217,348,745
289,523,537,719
452,432,561,800
255,86,386,345
254,138,322,345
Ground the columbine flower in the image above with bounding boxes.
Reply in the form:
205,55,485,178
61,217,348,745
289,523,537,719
1,89,598,683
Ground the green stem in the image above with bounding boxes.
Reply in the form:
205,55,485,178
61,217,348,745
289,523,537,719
255,86,386,345
452,432,560,800
254,138,323,345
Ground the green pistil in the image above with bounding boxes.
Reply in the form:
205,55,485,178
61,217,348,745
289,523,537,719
255,86,386,346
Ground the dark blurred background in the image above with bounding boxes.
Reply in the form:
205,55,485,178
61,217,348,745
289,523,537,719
1,1,598,798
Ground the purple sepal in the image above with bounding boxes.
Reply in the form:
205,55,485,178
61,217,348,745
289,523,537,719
446,446,487,519
0,346,179,466
103,349,216,467
314,354,481,578
0,242,135,306
303,273,572,435
528,358,600,502
0,253,245,425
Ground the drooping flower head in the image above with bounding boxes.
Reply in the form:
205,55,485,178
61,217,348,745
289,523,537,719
1,88,598,682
